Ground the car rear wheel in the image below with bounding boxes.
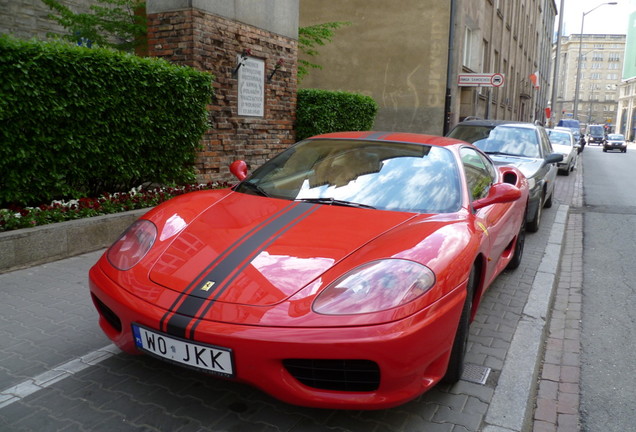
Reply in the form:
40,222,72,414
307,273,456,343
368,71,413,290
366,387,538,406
442,266,476,384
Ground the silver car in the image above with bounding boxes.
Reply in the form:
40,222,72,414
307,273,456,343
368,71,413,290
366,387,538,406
547,129,578,175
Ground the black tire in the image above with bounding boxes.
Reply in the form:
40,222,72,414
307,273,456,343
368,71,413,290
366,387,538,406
506,207,526,270
527,195,543,233
442,266,476,384
544,189,553,209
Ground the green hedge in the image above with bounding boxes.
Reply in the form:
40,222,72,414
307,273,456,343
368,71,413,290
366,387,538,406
295,88,378,140
0,35,214,207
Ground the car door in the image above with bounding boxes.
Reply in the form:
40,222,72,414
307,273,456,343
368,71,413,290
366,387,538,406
460,147,514,283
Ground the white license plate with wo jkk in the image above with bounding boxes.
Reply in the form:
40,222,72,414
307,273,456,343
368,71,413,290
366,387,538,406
132,324,234,377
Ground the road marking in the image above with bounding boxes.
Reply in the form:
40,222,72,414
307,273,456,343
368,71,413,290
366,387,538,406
0,344,119,409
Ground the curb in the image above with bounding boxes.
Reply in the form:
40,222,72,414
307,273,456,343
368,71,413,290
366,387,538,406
0,208,148,274
483,204,569,431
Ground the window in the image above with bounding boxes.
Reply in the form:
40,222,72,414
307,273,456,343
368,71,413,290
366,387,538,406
592,53,604,61
591,73,601,80
463,27,474,67
460,148,495,201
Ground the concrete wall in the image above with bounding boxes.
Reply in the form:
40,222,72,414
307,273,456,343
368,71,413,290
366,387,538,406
299,0,451,136
147,0,298,39
0,209,147,273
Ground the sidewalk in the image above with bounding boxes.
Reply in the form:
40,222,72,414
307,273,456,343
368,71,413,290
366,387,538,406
0,164,582,431
532,156,584,431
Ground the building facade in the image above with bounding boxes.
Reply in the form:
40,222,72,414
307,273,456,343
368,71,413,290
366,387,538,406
300,0,557,135
0,0,97,41
551,33,626,131
617,11,636,140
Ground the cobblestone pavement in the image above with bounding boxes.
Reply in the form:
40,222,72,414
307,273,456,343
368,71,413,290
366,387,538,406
0,165,580,432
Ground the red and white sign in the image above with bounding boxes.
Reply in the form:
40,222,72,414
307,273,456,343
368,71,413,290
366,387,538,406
458,73,505,88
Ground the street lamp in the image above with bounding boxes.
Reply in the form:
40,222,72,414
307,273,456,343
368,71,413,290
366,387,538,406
572,2,617,120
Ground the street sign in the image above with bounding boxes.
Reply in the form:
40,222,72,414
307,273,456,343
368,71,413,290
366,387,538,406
458,73,505,87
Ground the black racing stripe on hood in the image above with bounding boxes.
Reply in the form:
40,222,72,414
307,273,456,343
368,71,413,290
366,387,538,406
164,202,318,339
187,203,319,338
159,202,299,334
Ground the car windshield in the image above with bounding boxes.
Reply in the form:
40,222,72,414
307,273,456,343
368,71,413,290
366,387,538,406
234,139,462,213
449,125,541,158
608,134,624,140
547,130,573,147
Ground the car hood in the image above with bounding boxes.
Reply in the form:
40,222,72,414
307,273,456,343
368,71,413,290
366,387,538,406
148,192,419,307
488,155,544,179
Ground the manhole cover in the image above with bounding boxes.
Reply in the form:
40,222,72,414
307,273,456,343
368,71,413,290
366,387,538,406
461,363,491,385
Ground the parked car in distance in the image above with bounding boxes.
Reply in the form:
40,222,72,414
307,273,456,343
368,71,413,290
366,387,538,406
447,120,562,233
547,128,578,175
556,119,583,152
603,133,627,153
89,131,529,409
587,124,606,146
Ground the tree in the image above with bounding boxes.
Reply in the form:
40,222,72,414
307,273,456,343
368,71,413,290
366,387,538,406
298,22,349,82
41,0,146,52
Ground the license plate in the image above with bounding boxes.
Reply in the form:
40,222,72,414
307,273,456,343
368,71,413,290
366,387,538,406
132,324,234,377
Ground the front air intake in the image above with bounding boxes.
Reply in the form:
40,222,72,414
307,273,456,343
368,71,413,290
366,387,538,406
283,359,380,392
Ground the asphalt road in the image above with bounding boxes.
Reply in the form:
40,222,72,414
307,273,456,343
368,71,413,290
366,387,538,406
579,143,636,431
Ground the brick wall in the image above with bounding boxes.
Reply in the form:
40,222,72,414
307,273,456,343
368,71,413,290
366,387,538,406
147,9,298,184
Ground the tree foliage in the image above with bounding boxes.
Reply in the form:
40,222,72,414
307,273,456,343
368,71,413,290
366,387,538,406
41,0,146,52
298,21,349,82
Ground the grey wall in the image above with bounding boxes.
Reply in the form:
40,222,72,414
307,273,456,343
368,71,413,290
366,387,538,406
147,0,298,39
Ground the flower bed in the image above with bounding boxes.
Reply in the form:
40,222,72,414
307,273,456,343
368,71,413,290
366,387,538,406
0,183,229,233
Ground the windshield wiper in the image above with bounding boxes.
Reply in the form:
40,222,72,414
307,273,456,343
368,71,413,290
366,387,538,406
295,197,375,209
238,181,270,197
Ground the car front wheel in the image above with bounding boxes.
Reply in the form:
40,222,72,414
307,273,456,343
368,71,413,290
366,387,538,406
527,195,543,233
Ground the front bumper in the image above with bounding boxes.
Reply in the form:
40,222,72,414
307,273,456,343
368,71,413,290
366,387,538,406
604,143,626,151
89,262,466,410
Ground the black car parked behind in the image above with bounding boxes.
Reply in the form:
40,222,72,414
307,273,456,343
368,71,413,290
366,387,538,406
447,120,562,233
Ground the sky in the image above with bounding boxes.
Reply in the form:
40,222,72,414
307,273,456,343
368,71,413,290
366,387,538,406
557,0,636,35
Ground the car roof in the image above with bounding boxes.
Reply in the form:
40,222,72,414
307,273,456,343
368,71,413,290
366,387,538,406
308,131,467,147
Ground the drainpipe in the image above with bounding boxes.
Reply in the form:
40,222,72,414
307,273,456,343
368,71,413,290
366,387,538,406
443,0,457,134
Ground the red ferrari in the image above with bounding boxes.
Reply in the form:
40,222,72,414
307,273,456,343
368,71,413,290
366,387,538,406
89,131,529,409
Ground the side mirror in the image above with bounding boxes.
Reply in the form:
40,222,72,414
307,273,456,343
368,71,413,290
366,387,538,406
230,160,248,181
545,153,563,164
473,183,521,211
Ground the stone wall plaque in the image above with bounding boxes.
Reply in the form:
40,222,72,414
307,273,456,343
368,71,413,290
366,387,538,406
238,56,265,117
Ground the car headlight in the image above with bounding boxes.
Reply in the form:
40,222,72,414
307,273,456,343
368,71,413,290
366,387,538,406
107,219,157,271
312,259,435,315
527,177,536,190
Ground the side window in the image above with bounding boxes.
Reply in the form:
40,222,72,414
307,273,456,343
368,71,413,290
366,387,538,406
460,147,495,201
538,127,553,156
